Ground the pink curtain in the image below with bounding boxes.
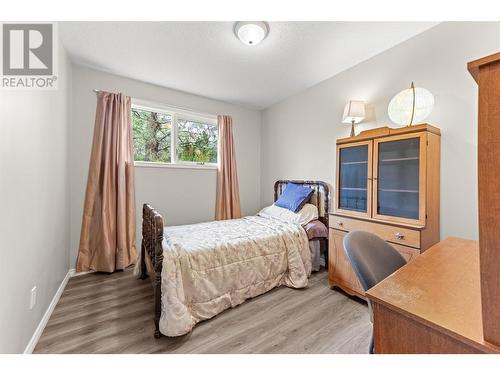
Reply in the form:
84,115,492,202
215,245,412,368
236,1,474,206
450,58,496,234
76,91,137,273
215,115,242,220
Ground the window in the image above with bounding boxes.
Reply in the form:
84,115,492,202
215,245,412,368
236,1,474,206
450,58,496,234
176,118,218,164
132,103,218,167
132,107,172,163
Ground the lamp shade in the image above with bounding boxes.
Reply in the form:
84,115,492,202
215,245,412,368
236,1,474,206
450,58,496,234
388,85,434,126
342,100,366,124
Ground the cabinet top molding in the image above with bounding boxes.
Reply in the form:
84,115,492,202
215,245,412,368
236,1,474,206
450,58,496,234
468,52,500,83
336,123,440,145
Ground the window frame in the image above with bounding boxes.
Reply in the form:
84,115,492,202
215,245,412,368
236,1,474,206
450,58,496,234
131,99,219,170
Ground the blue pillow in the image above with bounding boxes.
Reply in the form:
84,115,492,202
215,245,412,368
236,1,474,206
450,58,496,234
275,183,314,213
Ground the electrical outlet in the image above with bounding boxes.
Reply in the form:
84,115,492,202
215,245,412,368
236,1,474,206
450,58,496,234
29,286,37,310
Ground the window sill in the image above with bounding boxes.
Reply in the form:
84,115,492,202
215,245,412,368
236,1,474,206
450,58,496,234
134,161,218,170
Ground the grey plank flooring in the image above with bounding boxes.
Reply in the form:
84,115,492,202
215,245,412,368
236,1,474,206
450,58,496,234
34,268,371,354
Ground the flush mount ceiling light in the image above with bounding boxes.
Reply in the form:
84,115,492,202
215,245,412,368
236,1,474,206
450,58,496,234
234,22,269,46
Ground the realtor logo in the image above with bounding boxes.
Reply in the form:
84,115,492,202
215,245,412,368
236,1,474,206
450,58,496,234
1,23,58,89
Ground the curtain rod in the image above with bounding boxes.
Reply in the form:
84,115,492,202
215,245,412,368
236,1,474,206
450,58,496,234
92,89,218,119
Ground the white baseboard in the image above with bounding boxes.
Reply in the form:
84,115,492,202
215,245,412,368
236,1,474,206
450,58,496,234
23,269,72,354
69,268,95,278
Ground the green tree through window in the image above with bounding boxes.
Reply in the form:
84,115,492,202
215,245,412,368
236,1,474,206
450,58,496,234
132,108,171,162
132,106,218,165
176,119,218,163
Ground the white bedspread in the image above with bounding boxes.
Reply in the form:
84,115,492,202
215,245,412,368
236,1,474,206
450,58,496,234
159,215,311,336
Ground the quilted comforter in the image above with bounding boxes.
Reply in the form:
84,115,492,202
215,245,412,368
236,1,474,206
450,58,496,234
159,215,311,336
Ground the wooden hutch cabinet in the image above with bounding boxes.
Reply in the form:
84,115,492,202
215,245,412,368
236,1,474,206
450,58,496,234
329,124,441,298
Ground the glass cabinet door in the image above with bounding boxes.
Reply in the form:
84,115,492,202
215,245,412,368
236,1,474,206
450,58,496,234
373,134,425,224
336,142,372,216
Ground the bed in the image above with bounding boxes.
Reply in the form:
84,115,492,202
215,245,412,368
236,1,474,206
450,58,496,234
139,180,330,338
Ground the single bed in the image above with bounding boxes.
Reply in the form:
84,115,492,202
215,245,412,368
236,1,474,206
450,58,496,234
140,180,330,338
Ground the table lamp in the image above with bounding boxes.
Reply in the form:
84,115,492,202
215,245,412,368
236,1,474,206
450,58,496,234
342,100,366,137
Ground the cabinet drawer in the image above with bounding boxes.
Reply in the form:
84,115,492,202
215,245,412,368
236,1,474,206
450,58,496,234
329,215,420,248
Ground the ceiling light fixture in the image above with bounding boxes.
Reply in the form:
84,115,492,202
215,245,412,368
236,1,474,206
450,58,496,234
234,22,269,46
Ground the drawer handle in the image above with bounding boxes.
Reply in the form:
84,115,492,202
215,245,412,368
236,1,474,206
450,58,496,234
394,232,405,240
337,221,344,227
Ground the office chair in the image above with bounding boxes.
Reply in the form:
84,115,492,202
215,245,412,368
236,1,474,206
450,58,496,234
343,230,407,354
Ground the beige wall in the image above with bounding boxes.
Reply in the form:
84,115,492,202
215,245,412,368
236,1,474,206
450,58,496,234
261,22,500,241
0,43,72,353
70,66,262,267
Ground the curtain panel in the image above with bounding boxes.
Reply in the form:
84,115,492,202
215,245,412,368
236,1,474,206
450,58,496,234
215,115,242,220
76,91,137,273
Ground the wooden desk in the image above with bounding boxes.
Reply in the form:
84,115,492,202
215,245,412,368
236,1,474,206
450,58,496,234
366,237,500,353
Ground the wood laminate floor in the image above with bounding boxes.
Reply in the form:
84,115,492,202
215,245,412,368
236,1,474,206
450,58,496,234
34,269,371,354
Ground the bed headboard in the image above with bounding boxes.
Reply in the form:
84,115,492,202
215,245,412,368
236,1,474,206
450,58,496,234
274,180,331,228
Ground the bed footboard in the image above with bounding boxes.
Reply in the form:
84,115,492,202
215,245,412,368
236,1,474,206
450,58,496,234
141,203,164,338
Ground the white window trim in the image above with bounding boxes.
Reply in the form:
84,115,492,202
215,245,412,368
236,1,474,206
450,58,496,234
131,99,218,170
134,161,217,170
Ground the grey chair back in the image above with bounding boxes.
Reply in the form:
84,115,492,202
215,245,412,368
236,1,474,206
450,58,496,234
343,230,407,354
343,230,407,292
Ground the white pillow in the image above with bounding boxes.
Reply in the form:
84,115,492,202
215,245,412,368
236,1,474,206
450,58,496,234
258,203,319,225
296,203,319,225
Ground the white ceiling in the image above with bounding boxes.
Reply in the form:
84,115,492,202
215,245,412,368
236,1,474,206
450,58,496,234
59,22,438,109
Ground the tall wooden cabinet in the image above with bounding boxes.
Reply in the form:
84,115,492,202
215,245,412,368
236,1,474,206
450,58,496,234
329,124,441,298
468,52,500,347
